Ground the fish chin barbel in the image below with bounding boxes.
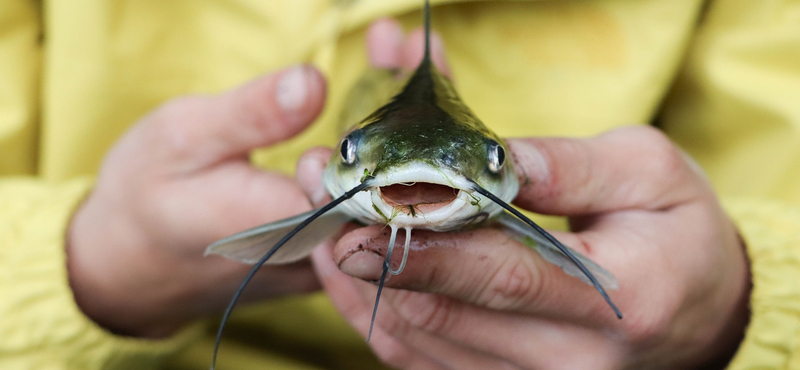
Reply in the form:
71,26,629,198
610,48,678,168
205,1,621,368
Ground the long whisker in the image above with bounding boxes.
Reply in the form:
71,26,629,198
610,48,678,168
367,225,398,342
210,179,373,370
470,182,623,319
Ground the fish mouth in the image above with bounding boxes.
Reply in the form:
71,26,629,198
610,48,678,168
359,163,479,229
379,183,460,215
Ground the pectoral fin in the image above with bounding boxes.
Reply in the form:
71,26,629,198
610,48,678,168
205,209,352,265
496,212,619,290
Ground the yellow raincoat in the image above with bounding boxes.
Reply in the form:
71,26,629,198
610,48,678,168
1,0,799,369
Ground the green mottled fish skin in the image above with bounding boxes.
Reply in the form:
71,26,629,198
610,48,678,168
323,34,519,230
356,62,506,181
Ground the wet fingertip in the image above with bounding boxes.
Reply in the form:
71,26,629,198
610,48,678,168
338,247,385,281
367,18,405,69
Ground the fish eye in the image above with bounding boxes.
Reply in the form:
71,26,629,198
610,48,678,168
487,141,506,173
340,135,357,164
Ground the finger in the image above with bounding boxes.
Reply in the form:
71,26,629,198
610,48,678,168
313,244,523,370
311,245,447,370
200,258,320,307
329,226,628,367
332,225,624,324
367,18,405,69
367,294,527,370
317,238,607,369
508,126,706,215
149,64,326,169
370,290,528,370
297,147,333,207
380,289,621,370
165,163,311,247
403,27,452,77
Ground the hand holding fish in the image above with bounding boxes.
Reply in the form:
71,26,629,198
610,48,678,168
309,131,750,370
304,21,751,370
67,65,327,337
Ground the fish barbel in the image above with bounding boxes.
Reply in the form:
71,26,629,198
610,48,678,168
206,1,621,368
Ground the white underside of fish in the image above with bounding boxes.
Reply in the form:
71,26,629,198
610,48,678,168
325,161,519,231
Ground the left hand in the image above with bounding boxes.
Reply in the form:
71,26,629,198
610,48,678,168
67,64,328,337
298,20,751,370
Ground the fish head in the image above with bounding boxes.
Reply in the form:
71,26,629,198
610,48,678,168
324,88,519,231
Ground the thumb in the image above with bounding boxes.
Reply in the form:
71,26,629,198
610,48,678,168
149,64,327,169
508,126,704,215
332,225,617,323
296,147,334,207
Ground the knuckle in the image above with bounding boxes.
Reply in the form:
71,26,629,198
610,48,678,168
610,126,689,195
379,295,416,339
483,258,543,310
627,126,684,175
145,95,210,160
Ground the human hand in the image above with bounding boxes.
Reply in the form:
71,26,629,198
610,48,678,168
67,65,327,338
301,20,751,370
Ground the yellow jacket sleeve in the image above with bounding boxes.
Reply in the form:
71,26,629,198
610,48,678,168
725,200,800,369
0,2,204,369
661,1,800,368
0,178,205,369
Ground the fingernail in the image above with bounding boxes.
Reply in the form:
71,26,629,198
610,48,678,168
338,247,385,281
276,65,310,112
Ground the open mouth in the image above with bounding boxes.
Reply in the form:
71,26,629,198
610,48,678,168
379,183,460,215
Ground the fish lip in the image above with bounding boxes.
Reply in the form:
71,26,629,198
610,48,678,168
369,190,468,228
364,163,476,228
366,164,475,191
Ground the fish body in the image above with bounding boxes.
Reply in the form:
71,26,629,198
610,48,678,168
207,1,620,367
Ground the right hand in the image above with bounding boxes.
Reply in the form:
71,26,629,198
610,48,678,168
67,65,327,338
303,20,750,370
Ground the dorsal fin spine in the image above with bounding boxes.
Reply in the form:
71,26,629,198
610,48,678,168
422,0,431,65
386,0,435,104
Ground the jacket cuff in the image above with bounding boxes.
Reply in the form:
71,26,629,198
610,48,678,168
0,177,205,369
724,198,800,370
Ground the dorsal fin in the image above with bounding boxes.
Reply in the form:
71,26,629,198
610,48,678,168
422,0,431,66
391,0,436,105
